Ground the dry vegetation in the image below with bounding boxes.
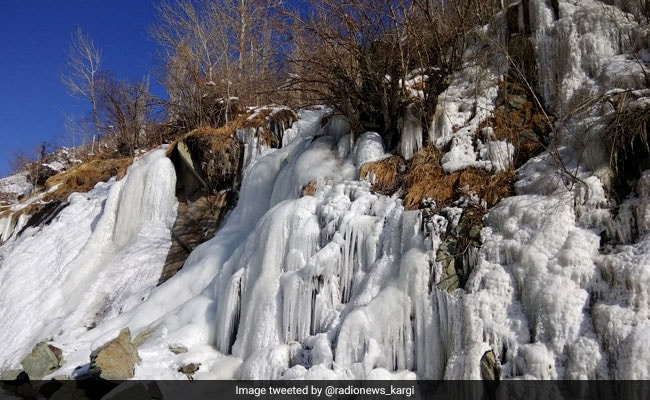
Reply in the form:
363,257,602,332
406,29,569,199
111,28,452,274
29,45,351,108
358,145,515,211
484,80,552,168
43,155,133,200
301,180,318,197
359,155,406,195
604,93,650,177
403,146,515,210
0,153,132,233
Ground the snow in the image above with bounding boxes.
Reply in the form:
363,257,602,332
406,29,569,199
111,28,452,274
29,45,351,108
43,161,65,172
428,56,506,173
0,172,33,199
353,132,385,167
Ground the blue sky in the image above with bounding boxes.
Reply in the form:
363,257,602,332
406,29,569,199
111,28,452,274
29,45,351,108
0,1,162,177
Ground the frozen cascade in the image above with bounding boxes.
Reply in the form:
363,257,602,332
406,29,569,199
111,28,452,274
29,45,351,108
532,0,642,112
0,149,177,369
338,215,380,303
60,108,463,380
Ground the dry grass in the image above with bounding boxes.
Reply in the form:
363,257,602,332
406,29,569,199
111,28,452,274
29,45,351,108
242,107,298,147
402,145,515,210
167,106,297,152
605,99,650,175
166,124,242,158
43,157,133,202
0,154,132,227
483,80,551,168
301,180,318,196
359,155,405,195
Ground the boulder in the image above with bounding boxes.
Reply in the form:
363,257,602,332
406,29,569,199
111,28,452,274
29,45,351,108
89,328,140,380
20,342,63,379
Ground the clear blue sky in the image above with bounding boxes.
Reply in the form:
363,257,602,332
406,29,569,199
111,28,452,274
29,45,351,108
0,1,162,177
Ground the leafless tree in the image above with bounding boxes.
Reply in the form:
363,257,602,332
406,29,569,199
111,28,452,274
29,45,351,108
61,28,102,150
96,73,157,156
150,0,286,130
284,0,502,146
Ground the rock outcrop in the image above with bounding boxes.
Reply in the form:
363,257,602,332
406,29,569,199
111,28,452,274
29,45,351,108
161,128,244,284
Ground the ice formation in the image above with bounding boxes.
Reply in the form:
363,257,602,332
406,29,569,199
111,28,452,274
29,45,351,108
0,0,650,383
0,150,177,369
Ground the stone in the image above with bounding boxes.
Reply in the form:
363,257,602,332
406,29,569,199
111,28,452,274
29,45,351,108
89,328,140,380
20,342,63,379
436,208,483,292
178,363,200,380
168,345,188,355
480,350,501,382
0,369,23,380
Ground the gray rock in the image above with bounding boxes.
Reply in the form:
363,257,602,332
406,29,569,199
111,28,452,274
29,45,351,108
89,328,140,380
178,363,200,380
0,369,23,380
20,342,63,379
169,345,188,354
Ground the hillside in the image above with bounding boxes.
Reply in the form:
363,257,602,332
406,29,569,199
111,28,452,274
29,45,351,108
1,0,650,391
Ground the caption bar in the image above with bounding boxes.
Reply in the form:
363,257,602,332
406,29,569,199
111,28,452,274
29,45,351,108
236,383,416,397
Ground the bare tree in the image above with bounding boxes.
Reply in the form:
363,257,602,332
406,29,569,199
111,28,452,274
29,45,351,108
96,73,157,156
63,113,95,160
61,28,102,151
285,0,502,146
150,0,286,130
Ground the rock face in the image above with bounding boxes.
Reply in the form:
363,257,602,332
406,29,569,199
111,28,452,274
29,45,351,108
170,130,242,200
161,129,244,284
435,207,483,291
0,369,24,380
20,342,63,379
89,328,140,380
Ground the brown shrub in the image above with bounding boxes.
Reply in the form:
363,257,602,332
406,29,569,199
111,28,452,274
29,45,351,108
402,145,515,210
301,180,318,197
359,155,406,195
483,80,551,168
43,157,132,201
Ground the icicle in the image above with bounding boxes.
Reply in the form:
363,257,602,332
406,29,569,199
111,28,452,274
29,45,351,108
338,215,379,303
215,269,244,354
334,287,413,373
398,103,423,161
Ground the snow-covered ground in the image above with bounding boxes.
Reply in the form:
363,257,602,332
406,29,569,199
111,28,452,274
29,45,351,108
1,0,650,382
